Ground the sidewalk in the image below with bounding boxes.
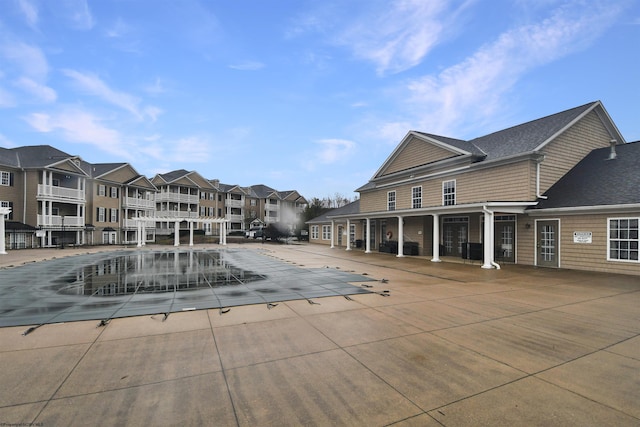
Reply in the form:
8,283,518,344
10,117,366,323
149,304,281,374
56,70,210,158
0,243,638,426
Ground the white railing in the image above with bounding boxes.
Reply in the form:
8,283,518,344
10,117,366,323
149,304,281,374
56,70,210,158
37,185,85,201
155,211,199,219
227,214,243,222
226,199,243,208
155,192,199,204
37,215,84,227
123,197,155,209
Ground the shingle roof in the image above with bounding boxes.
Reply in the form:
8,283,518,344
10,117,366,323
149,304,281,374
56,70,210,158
1,145,74,168
158,169,191,182
468,102,597,160
307,200,360,224
414,132,485,156
532,141,640,209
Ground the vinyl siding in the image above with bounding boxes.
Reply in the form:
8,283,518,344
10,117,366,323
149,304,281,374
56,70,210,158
360,160,535,212
100,166,138,183
381,137,458,176
556,213,640,276
539,111,612,194
0,167,23,222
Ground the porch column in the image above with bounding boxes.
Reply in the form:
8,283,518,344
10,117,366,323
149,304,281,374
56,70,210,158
189,221,194,247
346,219,351,251
365,218,372,253
431,213,441,262
174,221,180,246
330,220,335,248
141,220,146,246
482,208,495,269
137,220,142,247
0,208,8,254
397,215,404,257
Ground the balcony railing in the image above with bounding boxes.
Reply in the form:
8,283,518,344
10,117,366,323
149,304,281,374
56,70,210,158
226,199,243,208
155,192,199,204
37,215,84,227
123,197,155,209
37,185,85,202
227,214,243,222
155,211,199,219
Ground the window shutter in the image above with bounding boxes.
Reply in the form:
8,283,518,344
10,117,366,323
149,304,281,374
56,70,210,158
8,201,13,220
9,173,14,186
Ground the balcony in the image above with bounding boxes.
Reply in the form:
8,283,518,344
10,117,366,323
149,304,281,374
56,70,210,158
227,214,243,222
123,197,155,209
37,185,85,202
226,199,243,208
155,192,199,204
155,211,199,219
37,215,84,227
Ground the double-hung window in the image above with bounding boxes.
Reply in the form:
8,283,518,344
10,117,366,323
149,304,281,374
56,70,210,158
443,180,456,206
110,187,118,198
0,171,12,186
97,207,105,222
322,225,331,240
608,218,639,262
412,186,422,209
98,185,106,196
311,225,319,240
387,191,396,211
110,208,118,223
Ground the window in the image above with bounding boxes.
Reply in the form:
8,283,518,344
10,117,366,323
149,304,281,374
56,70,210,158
110,208,118,223
608,218,639,262
387,191,396,211
412,186,422,209
1,171,13,186
322,225,331,240
97,207,105,222
98,185,106,196
443,180,456,206
110,187,118,198
311,225,319,240
250,199,257,206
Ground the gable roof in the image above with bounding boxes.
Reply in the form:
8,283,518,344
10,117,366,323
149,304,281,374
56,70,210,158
531,141,640,210
0,145,77,168
359,101,626,192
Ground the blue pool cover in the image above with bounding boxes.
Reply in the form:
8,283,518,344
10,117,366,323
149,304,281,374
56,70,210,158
0,248,376,328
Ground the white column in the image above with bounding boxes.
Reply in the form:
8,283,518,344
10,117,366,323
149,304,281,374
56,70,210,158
346,219,352,251
141,220,146,246
174,221,180,246
330,220,335,248
431,214,441,262
397,216,404,257
189,221,194,247
137,220,142,247
365,218,371,253
222,222,227,245
482,208,494,269
0,209,7,254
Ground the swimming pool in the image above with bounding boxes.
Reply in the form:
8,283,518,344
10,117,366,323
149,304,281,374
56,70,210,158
0,248,375,328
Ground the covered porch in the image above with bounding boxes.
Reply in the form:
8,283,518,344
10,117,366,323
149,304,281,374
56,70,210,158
327,201,537,269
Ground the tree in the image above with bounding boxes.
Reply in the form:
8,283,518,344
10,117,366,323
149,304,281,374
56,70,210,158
264,222,289,242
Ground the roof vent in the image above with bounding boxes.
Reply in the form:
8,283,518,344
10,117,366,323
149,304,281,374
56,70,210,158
608,139,617,160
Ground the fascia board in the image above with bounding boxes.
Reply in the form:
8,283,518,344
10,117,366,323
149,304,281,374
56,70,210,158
527,204,640,216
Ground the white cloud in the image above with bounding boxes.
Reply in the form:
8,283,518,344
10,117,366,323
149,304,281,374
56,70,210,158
0,86,15,107
1,41,49,81
387,1,624,136
24,108,131,158
335,0,462,75
63,0,94,30
314,138,355,163
17,0,39,29
228,61,265,71
105,17,130,38
15,77,57,103
62,69,160,121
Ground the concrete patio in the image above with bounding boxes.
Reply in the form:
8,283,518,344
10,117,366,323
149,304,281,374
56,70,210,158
0,243,638,426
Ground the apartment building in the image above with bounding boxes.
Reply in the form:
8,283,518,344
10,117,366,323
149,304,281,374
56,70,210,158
151,170,218,236
1,147,307,250
83,162,157,245
309,101,640,276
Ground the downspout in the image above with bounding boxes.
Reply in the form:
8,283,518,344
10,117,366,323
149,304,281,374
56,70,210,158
482,206,501,270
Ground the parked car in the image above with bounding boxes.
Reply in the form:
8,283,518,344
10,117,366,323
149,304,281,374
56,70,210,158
246,226,264,239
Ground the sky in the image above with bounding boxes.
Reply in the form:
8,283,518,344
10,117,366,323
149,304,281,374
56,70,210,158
1,0,639,201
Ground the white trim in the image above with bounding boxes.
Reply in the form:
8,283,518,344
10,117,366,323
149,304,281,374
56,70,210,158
527,204,640,216
534,218,561,268
607,217,640,263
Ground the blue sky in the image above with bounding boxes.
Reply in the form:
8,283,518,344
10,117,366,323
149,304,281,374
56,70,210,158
1,0,638,200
